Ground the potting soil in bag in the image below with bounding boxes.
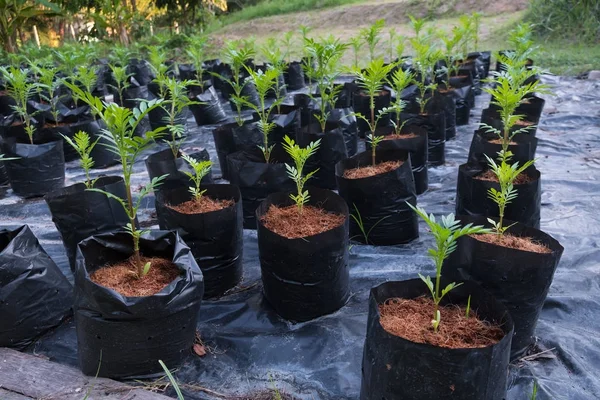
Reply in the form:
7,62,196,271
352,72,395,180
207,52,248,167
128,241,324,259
0,225,73,350
446,216,564,360
74,230,204,378
256,188,350,322
361,279,513,400
156,184,243,298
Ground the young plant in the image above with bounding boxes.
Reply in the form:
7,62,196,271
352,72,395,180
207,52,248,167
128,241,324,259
350,58,396,165
33,64,63,124
216,39,256,126
408,203,490,331
185,36,208,90
108,64,132,106
386,67,414,135
360,19,386,62
0,66,38,144
437,26,465,89
281,30,295,63
261,38,288,113
156,76,199,158
471,12,482,51
158,360,185,400
236,67,281,162
410,31,443,114
348,36,363,69
388,28,397,62
530,382,538,400
62,131,99,189
282,135,321,214
181,154,212,201
350,204,390,245
66,82,167,278
303,36,348,133
147,46,169,98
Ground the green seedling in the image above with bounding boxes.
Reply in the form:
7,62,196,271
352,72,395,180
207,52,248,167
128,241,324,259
0,66,38,144
350,58,396,165
155,76,199,157
348,36,363,69
408,203,490,331
350,204,390,245
282,135,321,214
388,28,397,62
62,131,99,189
465,294,471,318
181,154,212,201
281,31,295,63
530,382,538,400
147,46,170,98
0,154,18,161
33,64,63,124
261,38,288,113
215,39,256,126
185,35,208,86
410,31,444,114
386,67,414,135
360,19,385,62
303,36,348,133
438,26,465,89
236,67,282,162
66,81,167,278
108,64,132,106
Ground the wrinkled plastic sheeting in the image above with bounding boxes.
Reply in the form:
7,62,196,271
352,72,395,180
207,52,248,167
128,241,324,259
1,75,599,400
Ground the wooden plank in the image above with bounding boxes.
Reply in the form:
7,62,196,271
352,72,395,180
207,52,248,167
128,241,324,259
0,348,173,400
0,388,34,399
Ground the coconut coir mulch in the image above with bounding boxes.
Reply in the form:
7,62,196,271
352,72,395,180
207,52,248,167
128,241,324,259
229,391,298,400
169,196,233,214
379,296,505,349
91,256,181,297
261,204,345,239
343,160,402,179
475,169,533,185
383,132,418,140
472,233,551,254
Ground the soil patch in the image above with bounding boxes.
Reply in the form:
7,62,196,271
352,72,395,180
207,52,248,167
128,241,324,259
169,196,234,214
383,132,418,140
343,160,402,179
91,256,181,297
471,232,551,254
474,169,533,185
379,296,505,349
261,204,345,239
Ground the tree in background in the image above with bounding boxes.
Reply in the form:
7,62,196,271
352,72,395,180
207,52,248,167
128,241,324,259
0,0,60,52
154,0,226,33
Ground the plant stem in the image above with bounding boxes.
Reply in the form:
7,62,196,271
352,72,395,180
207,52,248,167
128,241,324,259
371,95,376,166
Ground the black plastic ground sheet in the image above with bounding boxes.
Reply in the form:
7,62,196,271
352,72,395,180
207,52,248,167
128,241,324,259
1,74,599,400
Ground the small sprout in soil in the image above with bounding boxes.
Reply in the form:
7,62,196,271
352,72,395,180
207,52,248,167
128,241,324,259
465,295,472,318
350,203,390,244
0,154,18,162
530,381,538,400
62,131,99,189
303,36,348,133
350,58,396,165
408,203,490,331
238,67,282,162
282,135,321,214
182,154,212,201
0,66,38,144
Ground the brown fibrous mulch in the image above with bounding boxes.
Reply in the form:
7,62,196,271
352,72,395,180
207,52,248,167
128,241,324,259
488,138,517,145
378,296,505,349
169,196,234,214
515,119,534,126
260,204,345,239
471,233,551,254
474,169,533,185
383,132,418,140
343,160,402,179
90,256,181,297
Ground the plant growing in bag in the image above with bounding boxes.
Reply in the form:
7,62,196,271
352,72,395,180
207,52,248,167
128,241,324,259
32,64,63,124
261,38,287,113
61,131,99,189
409,25,444,115
185,36,208,91
348,58,395,166
0,66,38,144
348,35,363,68
437,26,465,89
236,67,282,162
303,36,347,133
108,64,132,106
216,39,256,126
71,65,99,105
359,19,385,62
283,135,321,214
386,67,414,135
406,203,491,332
155,76,199,157
147,46,170,98
68,82,168,280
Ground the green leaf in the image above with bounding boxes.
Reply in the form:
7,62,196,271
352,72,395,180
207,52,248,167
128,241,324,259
142,262,152,277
